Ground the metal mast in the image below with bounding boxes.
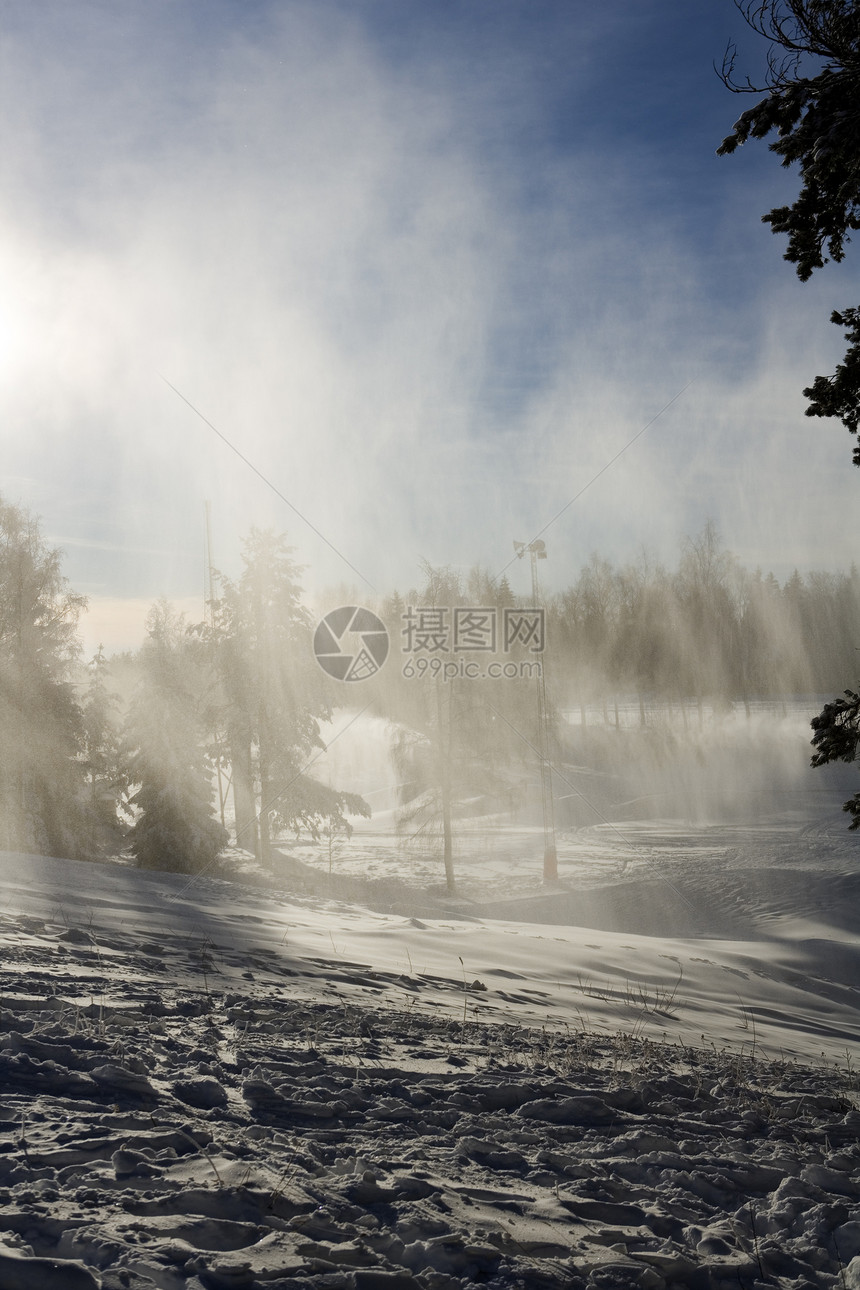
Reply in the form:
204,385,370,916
515,538,558,882
204,501,227,831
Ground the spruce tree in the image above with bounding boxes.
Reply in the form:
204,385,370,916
125,601,227,874
80,645,127,854
214,529,368,866
718,1,860,461
0,498,88,856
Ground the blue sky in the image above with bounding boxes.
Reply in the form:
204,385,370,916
0,0,857,651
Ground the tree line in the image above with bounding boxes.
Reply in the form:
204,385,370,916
360,522,860,723
356,530,860,886
5,495,860,874
543,521,860,714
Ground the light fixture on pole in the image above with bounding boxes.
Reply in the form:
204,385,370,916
514,538,558,882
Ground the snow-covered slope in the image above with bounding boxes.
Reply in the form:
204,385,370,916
0,822,859,1288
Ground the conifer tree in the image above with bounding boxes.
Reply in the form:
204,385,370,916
80,645,127,853
718,0,860,461
214,530,368,865
811,686,860,826
0,498,88,856
125,601,227,874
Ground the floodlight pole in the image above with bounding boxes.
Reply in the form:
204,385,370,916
515,540,558,882
204,501,228,833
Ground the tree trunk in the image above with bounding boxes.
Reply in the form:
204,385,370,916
258,781,272,869
230,730,259,859
435,678,455,894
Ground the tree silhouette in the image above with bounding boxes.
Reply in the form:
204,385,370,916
124,601,227,874
213,529,368,866
0,498,88,856
718,0,860,462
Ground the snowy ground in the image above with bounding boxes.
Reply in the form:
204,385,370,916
2,776,860,1289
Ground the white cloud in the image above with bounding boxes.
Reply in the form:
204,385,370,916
1,0,856,635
